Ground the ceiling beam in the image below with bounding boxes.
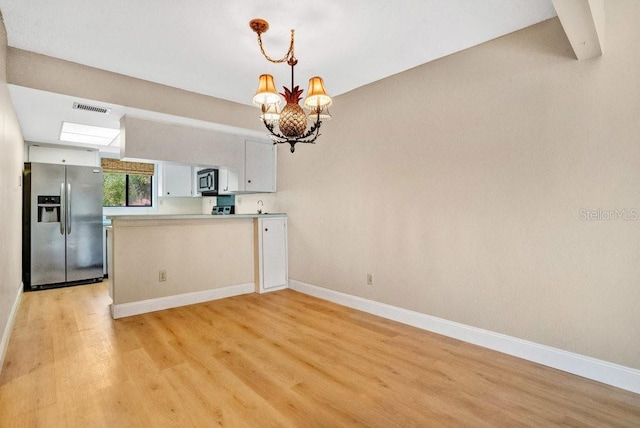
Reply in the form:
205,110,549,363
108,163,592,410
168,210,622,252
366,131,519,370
552,0,604,59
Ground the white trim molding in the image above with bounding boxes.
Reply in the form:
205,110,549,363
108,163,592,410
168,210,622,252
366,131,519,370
289,279,640,395
0,282,23,375
111,283,255,319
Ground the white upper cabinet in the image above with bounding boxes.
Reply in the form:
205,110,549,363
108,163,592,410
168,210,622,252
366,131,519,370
28,145,99,167
218,168,239,195
244,140,276,193
159,163,195,197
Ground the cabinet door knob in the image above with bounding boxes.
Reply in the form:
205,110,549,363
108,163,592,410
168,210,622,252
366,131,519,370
264,228,268,232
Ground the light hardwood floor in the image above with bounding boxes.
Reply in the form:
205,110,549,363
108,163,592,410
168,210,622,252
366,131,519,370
1,282,639,427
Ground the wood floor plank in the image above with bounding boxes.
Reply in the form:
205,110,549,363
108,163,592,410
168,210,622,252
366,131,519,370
212,297,445,425
167,340,295,428
1,282,639,427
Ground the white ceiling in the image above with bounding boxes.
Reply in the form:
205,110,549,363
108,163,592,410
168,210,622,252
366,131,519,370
0,0,557,151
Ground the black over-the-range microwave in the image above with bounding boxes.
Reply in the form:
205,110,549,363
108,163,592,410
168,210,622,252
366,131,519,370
197,168,218,195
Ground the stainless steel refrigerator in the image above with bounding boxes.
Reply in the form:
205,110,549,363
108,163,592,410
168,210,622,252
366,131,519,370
23,162,104,290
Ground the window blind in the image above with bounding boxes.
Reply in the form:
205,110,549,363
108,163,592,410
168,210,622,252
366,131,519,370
101,158,155,175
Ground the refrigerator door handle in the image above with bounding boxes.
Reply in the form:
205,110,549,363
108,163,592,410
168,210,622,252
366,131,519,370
60,182,66,235
67,183,72,234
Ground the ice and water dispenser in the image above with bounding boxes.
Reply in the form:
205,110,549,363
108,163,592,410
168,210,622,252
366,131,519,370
37,195,61,223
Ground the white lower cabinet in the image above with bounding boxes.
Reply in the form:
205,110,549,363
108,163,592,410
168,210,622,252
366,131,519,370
255,217,288,293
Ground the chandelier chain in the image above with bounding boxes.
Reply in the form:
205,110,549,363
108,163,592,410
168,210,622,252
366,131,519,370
256,29,296,64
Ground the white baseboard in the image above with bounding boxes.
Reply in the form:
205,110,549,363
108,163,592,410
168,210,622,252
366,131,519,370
0,282,23,375
289,279,640,395
111,283,255,319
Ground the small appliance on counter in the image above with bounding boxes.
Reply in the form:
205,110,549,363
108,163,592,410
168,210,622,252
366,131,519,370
211,205,233,215
211,194,235,215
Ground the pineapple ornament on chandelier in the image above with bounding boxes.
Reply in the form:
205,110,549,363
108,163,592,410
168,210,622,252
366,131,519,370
250,18,332,153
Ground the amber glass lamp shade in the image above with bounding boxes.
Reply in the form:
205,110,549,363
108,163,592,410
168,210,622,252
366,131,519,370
253,74,281,106
303,76,332,108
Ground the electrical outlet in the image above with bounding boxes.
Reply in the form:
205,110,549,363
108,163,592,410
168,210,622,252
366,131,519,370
367,273,373,285
159,270,167,282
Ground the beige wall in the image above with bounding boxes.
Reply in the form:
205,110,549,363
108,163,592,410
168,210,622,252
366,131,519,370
276,3,640,369
0,11,25,364
111,218,254,304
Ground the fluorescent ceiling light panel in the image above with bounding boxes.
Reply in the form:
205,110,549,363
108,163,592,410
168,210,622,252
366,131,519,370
60,122,120,146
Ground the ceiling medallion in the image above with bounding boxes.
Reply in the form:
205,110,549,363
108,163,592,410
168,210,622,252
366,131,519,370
250,18,332,153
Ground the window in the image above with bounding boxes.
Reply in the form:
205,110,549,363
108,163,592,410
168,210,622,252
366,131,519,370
101,158,155,208
103,173,153,207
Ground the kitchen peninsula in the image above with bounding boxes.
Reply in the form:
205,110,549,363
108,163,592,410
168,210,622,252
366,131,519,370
107,214,287,319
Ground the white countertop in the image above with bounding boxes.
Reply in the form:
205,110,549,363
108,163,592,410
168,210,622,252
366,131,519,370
108,213,286,222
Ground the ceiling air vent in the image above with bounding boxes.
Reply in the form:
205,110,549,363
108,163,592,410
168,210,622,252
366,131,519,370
72,102,111,114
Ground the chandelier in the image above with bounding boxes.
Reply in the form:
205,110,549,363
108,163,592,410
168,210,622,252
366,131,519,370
250,19,333,153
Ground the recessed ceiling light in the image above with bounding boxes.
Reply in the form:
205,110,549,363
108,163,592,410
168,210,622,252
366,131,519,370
60,122,120,146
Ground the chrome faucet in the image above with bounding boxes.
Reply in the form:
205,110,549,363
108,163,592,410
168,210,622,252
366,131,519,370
257,200,264,214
